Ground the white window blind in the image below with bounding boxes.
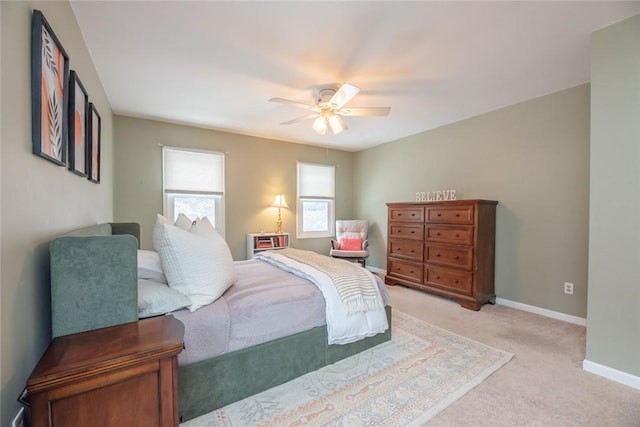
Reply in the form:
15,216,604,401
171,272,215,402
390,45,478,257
163,147,224,194
298,162,335,198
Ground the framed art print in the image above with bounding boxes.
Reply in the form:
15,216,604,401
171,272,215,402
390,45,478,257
87,103,101,183
31,9,69,166
68,71,88,176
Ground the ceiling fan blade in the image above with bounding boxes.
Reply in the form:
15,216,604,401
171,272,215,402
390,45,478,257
269,97,320,112
338,107,391,117
280,113,319,125
328,83,360,109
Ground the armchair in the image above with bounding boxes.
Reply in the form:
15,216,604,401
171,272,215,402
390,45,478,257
330,220,369,267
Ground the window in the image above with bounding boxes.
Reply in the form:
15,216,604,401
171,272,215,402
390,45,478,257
297,162,335,239
162,146,225,236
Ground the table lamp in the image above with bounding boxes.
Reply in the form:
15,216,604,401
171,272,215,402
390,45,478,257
271,194,289,234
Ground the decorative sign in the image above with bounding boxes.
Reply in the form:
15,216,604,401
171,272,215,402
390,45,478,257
415,190,457,202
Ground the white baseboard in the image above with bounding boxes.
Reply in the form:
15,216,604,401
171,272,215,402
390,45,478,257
378,278,637,390
367,266,386,275
372,272,587,327
494,298,587,326
583,359,640,390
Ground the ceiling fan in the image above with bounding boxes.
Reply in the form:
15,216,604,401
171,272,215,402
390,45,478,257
269,83,391,136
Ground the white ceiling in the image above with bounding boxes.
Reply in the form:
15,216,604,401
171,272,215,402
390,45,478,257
70,1,640,152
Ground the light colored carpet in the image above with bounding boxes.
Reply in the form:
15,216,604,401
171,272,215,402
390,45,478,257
181,310,512,427
387,285,640,426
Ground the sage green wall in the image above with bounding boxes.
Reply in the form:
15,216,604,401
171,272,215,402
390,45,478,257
113,115,354,260
354,85,590,318
587,15,640,376
0,2,114,425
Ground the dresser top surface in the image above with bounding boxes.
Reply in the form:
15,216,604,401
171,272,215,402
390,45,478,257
387,199,498,207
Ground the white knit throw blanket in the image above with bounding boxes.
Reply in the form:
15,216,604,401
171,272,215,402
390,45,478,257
272,248,381,314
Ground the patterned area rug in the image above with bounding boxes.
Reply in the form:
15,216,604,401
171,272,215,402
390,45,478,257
181,311,513,427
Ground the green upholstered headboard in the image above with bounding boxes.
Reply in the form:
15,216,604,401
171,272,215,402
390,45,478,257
50,223,141,338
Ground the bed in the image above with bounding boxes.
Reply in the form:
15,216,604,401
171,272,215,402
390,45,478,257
49,222,391,422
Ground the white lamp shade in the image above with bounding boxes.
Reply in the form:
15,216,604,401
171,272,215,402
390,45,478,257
271,194,289,208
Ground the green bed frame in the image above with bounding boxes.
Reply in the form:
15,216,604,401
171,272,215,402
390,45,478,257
49,222,392,421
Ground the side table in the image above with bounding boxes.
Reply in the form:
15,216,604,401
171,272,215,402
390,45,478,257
27,315,184,427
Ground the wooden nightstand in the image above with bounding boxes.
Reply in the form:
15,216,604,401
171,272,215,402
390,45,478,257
27,316,184,427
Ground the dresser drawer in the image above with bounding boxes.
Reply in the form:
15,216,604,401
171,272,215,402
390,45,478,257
389,224,424,240
389,240,423,262
389,207,424,222
426,205,474,224
425,266,473,295
426,225,473,245
426,244,473,269
387,259,423,283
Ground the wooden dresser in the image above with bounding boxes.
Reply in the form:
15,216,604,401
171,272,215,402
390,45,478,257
27,316,185,427
385,199,498,310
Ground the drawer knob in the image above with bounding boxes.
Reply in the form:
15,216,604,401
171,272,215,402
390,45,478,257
437,213,442,217
436,232,441,236
411,231,415,234
410,249,415,253
456,213,460,217
455,234,460,237
436,275,440,279
396,267,401,271
410,270,414,274
411,213,415,217
436,253,441,257
453,279,459,283
453,255,459,260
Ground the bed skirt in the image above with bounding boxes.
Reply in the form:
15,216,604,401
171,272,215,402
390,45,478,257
178,305,392,422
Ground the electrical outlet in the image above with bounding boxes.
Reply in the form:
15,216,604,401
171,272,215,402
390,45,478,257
564,282,574,295
11,407,25,427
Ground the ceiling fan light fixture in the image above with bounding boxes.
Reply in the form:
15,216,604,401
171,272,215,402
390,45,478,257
328,114,346,135
270,82,390,136
312,116,328,135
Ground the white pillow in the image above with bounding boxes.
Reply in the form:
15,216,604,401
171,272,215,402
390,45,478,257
155,219,235,312
137,250,167,283
153,214,172,252
190,216,219,238
174,213,194,230
137,279,190,318
153,214,193,252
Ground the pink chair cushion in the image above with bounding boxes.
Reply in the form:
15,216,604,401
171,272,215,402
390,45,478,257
339,237,363,251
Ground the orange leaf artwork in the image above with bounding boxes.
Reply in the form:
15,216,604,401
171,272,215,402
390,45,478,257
68,70,88,176
75,111,83,142
31,10,68,166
